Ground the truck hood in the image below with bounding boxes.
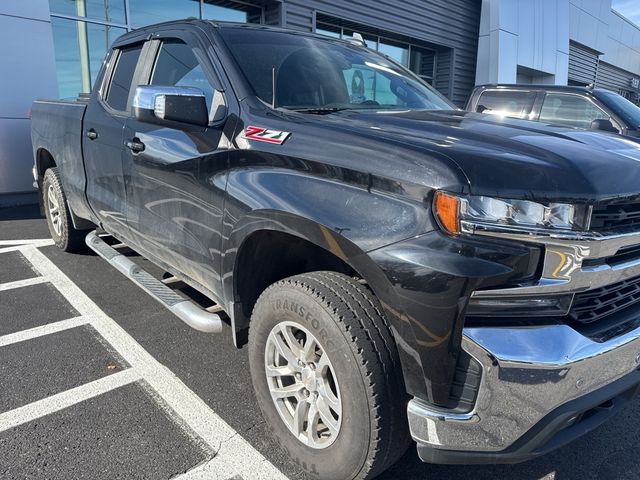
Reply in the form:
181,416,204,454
319,109,640,203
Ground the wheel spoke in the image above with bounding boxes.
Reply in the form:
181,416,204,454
315,396,339,434
48,186,58,208
316,351,331,373
292,400,309,437
317,380,341,416
305,403,320,443
301,336,318,363
265,364,295,378
271,382,303,399
272,331,299,367
280,325,303,357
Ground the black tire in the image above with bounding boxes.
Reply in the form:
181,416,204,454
42,168,89,252
248,271,410,480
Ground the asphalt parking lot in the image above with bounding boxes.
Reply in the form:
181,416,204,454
2,204,640,480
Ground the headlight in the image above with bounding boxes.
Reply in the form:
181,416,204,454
433,192,589,235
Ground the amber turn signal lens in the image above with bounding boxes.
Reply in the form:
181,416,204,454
434,192,461,235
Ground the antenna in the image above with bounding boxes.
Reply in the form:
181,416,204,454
350,32,366,47
271,66,277,109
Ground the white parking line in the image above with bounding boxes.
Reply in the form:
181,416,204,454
0,275,49,292
0,368,141,433
176,434,290,480
0,239,55,246
8,242,288,480
0,239,54,254
0,316,90,348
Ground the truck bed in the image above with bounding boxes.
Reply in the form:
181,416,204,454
31,99,89,222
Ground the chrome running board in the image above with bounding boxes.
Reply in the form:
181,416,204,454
85,230,223,333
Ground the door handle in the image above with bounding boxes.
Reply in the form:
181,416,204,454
126,138,145,153
86,129,98,140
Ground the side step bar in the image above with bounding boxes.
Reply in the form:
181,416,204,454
85,231,223,333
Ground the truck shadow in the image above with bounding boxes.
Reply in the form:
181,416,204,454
380,397,640,480
0,203,51,240
0,203,41,221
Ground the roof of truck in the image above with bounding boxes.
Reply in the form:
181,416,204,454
473,84,611,94
113,19,357,47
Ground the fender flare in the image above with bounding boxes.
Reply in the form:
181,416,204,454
223,209,426,394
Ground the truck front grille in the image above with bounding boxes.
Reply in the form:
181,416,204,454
569,275,640,324
590,202,640,232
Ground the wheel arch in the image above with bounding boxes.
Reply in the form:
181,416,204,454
38,152,93,230
35,148,57,214
36,147,57,177
223,211,416,356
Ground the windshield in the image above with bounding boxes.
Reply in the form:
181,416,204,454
596,90,640,129
218,28,454,112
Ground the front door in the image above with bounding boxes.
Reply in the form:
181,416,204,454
122,33,234,298
84,43,145,239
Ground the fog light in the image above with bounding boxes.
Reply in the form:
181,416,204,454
467,294,574,317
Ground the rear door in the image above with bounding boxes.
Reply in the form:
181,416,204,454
83,42,146,239
122,28,235,299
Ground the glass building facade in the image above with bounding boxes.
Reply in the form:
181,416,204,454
48,0,260,99
2,0,486,202
315,16,437,86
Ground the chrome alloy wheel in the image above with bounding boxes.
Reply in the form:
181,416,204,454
47,184,62,237
265,321,342,449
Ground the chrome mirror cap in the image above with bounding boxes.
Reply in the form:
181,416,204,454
132,85,206,119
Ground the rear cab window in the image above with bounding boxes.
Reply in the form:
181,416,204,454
104,44,144,112
475,90,537,119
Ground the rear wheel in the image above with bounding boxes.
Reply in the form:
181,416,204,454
42,168,89,252
248,271,410,479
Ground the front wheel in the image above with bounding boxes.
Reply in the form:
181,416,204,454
42,168,89,252
248,271,409,479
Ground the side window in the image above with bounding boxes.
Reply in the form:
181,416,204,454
475,90,536,119
151,40,214,110
105,44,143,111
539,93,611,129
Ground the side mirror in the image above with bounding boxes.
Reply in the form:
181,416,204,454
132,86,209,127
590,118,618,133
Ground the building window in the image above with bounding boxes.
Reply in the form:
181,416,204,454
410,46,435,84
50,16,126,99
202,0,262,23
48,0,261,99
49,0,126,24
315,18,436,85
128,0,200,28
378,39,409,67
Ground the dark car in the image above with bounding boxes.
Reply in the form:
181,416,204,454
467,84,640,138
30,20,640,479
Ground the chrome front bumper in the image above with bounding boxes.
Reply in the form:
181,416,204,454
408,218,640,461
408,322,640,456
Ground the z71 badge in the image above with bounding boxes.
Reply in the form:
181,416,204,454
242,126,291,145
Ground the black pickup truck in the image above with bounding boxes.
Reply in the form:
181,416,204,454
31,20,640,479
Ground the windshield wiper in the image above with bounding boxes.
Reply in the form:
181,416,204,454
287,107,351,115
